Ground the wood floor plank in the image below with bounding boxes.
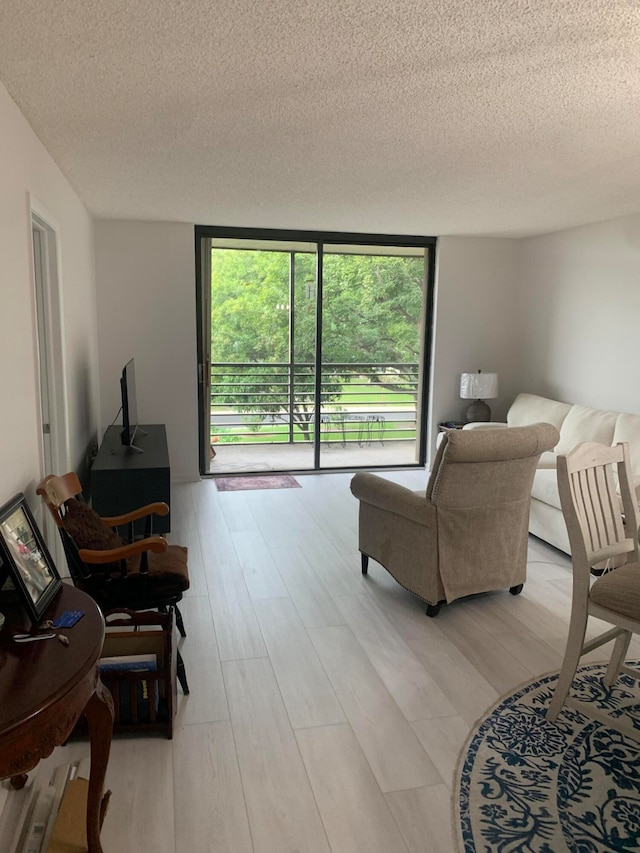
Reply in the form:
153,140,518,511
101,738,175,853
295,488,359,554
223,658,331,852
231,530,289,600
290,527,366,596
411,716,470,789
271,545,345,628
173,721,253,853
219,491,260,533
334,593,457,721
435,607,532,694
309,625,442,792
197,513,242,569
480,585,575,643
385,784,457,853
253,597,346,729
405,630,499,726
206,564,268,661
493,628,563,675
247,490,318,548
174,596,229,725
296,723,410,853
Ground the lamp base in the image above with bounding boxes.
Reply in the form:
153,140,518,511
465,399,491,422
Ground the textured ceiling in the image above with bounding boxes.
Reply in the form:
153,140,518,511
1,0,639,237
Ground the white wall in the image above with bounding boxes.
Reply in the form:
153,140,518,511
94,221,199,481
0,81,99,516
93,228,525,474
91,217,640,480
430,237,523,454
518,214,640,416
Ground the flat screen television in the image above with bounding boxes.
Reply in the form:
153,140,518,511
120,358,142,451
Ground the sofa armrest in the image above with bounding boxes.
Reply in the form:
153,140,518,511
462,422,508,430
350,473,434,526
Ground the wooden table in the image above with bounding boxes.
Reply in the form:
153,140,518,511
0,584,114,852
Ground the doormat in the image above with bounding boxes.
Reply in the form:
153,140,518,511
214,475,301,492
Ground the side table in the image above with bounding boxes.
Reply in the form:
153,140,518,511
0,584,114,853
438,421,467,432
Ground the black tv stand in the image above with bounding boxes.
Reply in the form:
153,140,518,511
91,424,170,534
118,425,148,454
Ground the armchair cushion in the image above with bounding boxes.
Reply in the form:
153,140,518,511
63,498,123,552
62,499,133,573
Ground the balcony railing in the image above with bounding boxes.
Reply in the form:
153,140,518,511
210,362,419,446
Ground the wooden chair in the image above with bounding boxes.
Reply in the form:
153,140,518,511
37,472,189,694
547,441,640,733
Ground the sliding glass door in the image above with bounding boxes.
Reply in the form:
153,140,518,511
317,243,427,469
195,227,435,475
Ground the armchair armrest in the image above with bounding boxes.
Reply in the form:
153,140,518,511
350,473,433,526
78,535,168,565
100,502,169,527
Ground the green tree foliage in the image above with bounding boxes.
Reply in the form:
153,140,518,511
211,247,423,440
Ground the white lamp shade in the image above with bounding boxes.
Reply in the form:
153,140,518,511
460,372,498,400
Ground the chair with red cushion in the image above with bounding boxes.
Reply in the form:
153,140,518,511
37,471,189,694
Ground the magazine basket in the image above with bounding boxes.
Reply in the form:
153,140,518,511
98,608,177,739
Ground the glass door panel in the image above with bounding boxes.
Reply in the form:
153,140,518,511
209,238,317,473
319,245,426,469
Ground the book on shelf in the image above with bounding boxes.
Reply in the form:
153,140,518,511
100,652,158,723
99,652,157,671
119,675,156,724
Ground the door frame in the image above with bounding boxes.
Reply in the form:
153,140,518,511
194,225,437,475
30,200,68,562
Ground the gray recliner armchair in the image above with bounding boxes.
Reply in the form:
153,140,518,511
350,422,559,615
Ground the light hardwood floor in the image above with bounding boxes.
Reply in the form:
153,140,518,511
27,470,638,852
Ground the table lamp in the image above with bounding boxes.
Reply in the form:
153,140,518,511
460,370,498,422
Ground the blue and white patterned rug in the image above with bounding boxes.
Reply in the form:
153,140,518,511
455,663,640,852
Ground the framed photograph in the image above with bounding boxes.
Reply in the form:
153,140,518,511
0,493,62,623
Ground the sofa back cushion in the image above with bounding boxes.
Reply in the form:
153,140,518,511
613,412,640,481
555,404,617,455
507,394,571,435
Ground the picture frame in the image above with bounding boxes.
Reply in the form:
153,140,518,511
0,493,62,623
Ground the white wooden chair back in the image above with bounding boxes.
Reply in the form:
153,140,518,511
557,441,640,581
548,441,640,734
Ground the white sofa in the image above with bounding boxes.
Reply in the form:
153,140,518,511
464,393,640,554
